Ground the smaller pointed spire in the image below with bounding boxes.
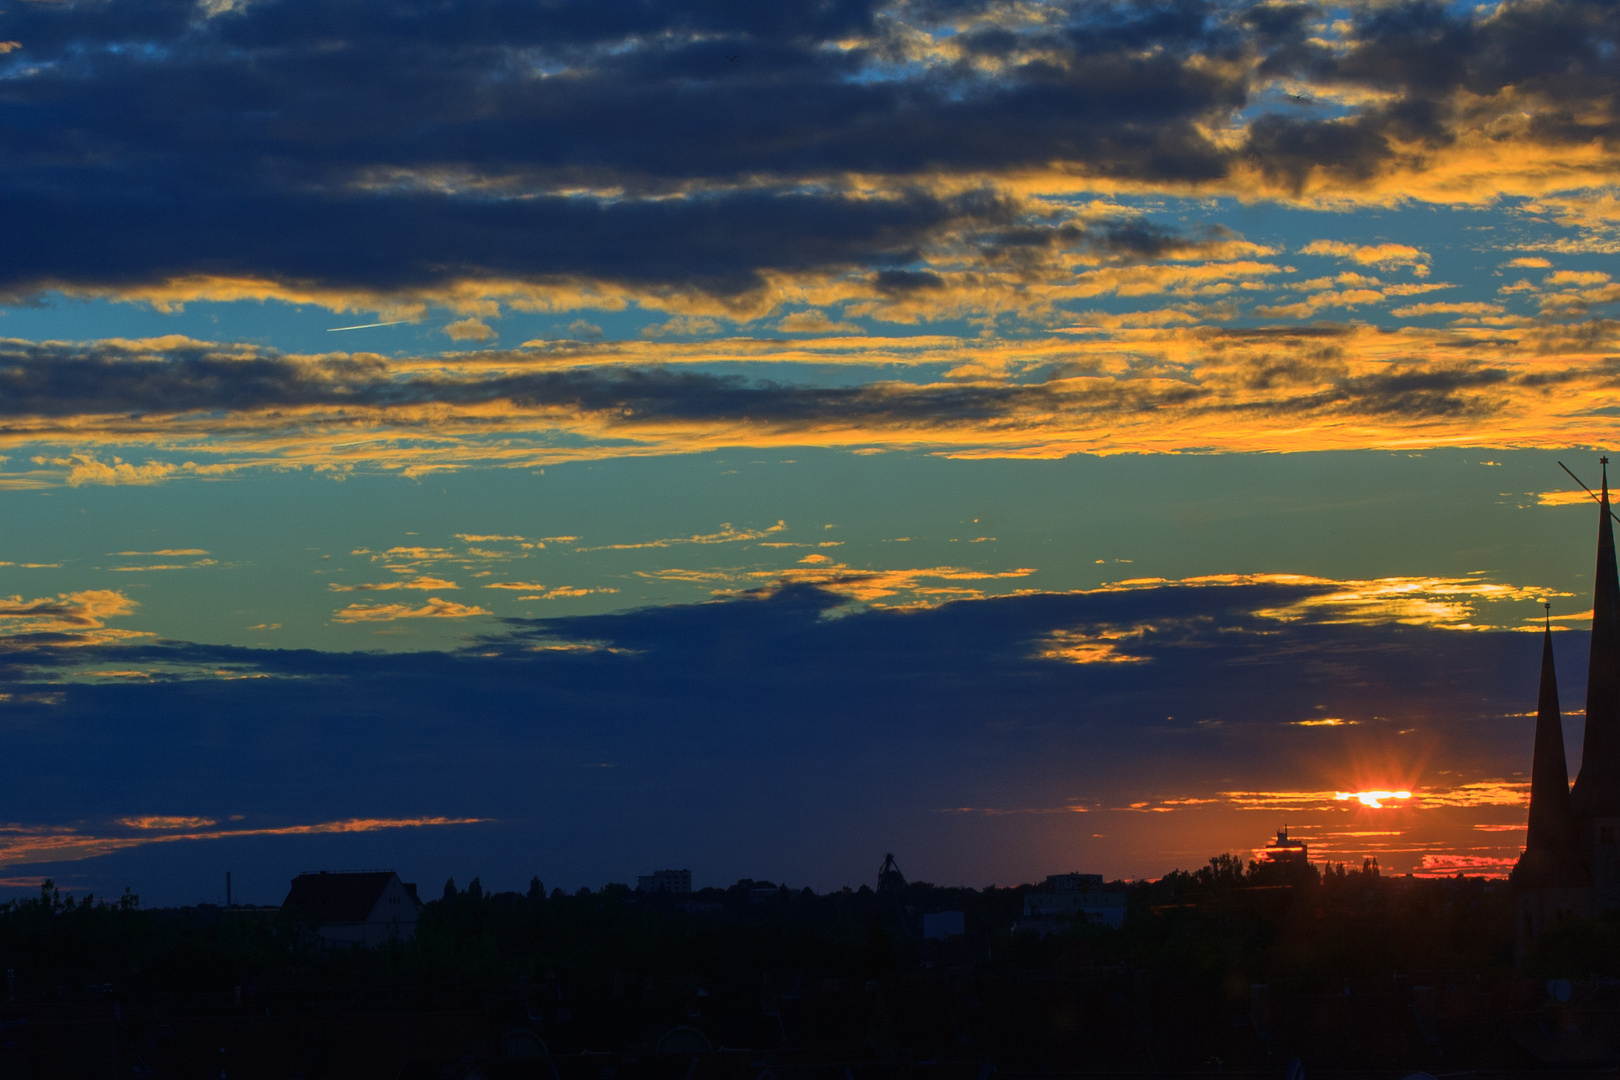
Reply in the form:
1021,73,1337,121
1517,604,1589,888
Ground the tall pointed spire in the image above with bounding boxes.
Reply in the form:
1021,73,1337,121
1517,605,1586,886
1573,458,1620,817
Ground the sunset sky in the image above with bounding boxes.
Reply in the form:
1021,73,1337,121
1,0,1618,905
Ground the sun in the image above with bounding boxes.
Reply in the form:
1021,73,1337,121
1334,790,1413,809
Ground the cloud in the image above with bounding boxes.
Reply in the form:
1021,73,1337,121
776,310,862,334
327,576,459,592
535,586,618,599
0,590,145,647
576,521,787,552
5,317,1620,475
640,316,722,338
1097,572,1561,631
0,815,487,869
3,0,1619,323
117,816,216,830
30,454,224,487
443,318,496,342
1538,489,1596,507
112,549,210,556
1034,627,1153,665
331,597,491,622
1388,302,1504,319
1299,242,1432,275
0,576,1585,890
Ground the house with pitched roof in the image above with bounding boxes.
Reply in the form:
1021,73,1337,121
281,870,423,947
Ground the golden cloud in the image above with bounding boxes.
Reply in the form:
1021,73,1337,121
1538,489,1596,507
7,315,1620,483
1034,624,1155,665
328,576,459,592
331,597,492,623
1299,241,1432,275
575,521,787,552
0,589,145,646
443,318,497,342
1091,572,1562,631
1389,301,1504,318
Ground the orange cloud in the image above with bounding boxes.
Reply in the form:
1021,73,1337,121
331,597,491,622
576,521,786,552
1088,571,1562,631
1299,241,1432,275
117,816,216,830
0,589,145,647
9,316,1620,482
1034,624,1154,665
328,576,459,592
0,815,487,868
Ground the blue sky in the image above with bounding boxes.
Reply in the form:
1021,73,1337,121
1,0,1619,903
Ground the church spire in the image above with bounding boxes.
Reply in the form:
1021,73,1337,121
1571,458,1620,817
1515,605,1588,887
1525,606,1581,845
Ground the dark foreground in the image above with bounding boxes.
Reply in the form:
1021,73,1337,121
4,859,1620,1078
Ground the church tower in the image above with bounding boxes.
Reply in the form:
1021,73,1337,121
1513,605,1591,951
1569,459,1620,907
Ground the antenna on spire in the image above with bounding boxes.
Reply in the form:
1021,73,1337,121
1545,600,1551,631
1558,461,1620,525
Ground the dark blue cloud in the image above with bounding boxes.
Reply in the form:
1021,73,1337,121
2,0,1608,298
0,580,1561,901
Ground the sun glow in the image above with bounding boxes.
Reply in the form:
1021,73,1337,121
1335,790,1413,809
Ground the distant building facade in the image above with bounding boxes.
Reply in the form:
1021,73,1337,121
637,869,692,894
281,871,423,948
1020,872,1125,929
1515,459,1620,953
921,911,965,940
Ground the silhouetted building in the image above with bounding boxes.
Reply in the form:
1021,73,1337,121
1020,873,1126,928
1512,457,1620,953
281,870,422,948
1512,607,1592,951
1571,460,1620,910
637,869,691,894
1042,873,1103,891
1261,827,1308,866
877,853,911,937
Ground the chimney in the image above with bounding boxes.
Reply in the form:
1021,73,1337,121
226,871,232,909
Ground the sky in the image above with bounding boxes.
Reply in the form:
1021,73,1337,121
1,0,1619,906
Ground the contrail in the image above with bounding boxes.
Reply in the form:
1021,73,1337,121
326,319,413,332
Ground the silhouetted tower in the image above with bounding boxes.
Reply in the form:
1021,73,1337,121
1570,458,1620,908
877,853,905,892
1513,603,1591,952
877,853,911,938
